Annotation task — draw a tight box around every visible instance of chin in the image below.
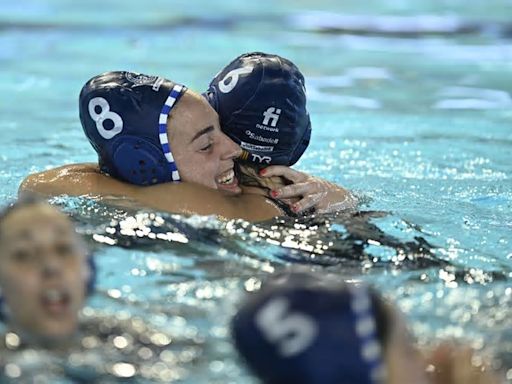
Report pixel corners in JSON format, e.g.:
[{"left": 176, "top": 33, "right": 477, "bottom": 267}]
[
  {"left": 38, "top": 319, "right": 78, "bottom": 341},
  {"left": 218, "top": 184, "right": 242, "bottom": 195},
  {"left": 228, "top": 186, "right": 242, "bottom": 195}
]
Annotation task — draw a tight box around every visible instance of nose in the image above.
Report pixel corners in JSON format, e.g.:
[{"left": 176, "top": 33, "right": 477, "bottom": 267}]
[
  {"left": 40, "top": 253, "right": 62, "bottom": 278},
  {"left": 220, "top": 132, "right": 242, "bottom": 160}
]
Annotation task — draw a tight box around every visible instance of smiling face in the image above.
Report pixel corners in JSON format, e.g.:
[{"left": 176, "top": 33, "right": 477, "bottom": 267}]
[
  {"left": 0, "top": 203, "right": 89, "bottom": 343},
  {"left": 167, "top": 90, "right": 242, "bottom": 194}
]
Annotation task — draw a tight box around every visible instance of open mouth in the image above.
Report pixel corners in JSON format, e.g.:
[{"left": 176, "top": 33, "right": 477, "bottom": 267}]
[
  {"left": 216, "top": 169, "right": 236, "bottom": 185},
  {"left": 215, "top": 168, "right": 241, "bottom": 193},
  {"left": 40, "top": 288, "right": 71, "bottom": 316}
]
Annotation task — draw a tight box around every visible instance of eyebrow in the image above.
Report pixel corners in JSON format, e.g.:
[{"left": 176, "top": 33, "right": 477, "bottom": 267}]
[{"left": 189, "top": 125, "right": 214, "bottom": 144}]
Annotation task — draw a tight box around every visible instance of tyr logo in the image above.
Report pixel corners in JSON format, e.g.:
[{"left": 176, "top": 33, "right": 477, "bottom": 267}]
[
  {"left": 262, "top": 107, "right": 281, "bottom": 127},
  {"left": 251, "top": 154, "right": 272, "bottom": 164}
]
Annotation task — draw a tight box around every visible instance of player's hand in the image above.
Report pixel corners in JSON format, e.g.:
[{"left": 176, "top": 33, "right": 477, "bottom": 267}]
[
  {"left": 426, "top": 343, "right": 501, "bottom": 384},
  {"left": 259, "top": 166, "right": 357, "bottom": 214}
]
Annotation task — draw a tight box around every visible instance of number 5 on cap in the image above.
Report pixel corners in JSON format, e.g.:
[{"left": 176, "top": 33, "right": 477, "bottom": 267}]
[{"left": 255, "top": 297, "right": 318, "bottom": 357}]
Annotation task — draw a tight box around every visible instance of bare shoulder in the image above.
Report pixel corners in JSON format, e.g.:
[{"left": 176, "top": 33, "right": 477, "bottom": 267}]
[
  {"left": 18, "top": 163, "right": 108, "bottom": 196},
  {"left": 138, "top": 182, "right": 282, "bottom": 221},
  {"left": 18, "top": 164, "right": 282, "bottom": 221}
]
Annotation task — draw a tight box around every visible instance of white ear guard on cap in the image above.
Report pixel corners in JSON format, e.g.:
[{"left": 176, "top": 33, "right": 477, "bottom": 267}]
[{"left": 158, "top": 84, "right": 186, "bottom": 182}]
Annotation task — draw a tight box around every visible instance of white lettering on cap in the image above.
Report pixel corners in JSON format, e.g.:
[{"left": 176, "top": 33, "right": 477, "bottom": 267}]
[
  {"left": 262, "top": 107, "right": 281, "bottom": 127},
  {"left": 255, "top": 297, "right": 318, "bottom": 357},
  {"left": 88, "top": 97, "right": 123, "bottom": 140},
  {"left": 251, "top": 154, "right": 272, "bottom": 164},
  {"left": 219, "top": 66, "right": 254, "bottom": 93}
]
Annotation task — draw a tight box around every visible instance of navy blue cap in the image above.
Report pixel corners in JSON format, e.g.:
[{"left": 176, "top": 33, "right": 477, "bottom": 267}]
[
  {"left": 79, "top": 71, "right": 187, "bottom": 185},
  {"left": 232, "top": 273, "right": 386, "bottom": 384},
  {"left": 204, "top": 52, "right": 311, "bottom": 166}
]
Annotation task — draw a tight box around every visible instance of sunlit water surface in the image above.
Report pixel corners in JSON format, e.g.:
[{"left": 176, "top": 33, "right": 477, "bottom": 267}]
[{"left": 0, "top": 0, "right": 511, "bottom": 382}]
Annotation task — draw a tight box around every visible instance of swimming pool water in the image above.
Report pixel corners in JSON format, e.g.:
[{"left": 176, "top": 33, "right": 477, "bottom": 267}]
[{"left": 1, "top": 0, "right": 511, "bottom": 382}]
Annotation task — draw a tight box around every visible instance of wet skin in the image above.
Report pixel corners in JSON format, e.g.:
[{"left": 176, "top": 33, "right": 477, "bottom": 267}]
[{"left": 0, "top": 203, "right": 90, "bottom": 344}]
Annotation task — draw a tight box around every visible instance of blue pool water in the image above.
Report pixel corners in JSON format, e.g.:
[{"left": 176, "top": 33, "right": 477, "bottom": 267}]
[{"left": 1, "top": 0, "right": 511, "bottom": 382}]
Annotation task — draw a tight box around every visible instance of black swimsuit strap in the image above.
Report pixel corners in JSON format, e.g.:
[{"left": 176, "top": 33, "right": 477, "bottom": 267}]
[{"left": 267, "top": 195, "right": 297, "bottom": 217}]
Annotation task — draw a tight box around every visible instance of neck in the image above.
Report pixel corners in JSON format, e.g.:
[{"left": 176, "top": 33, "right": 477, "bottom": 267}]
[
  {"left": 237, "top": 163, "right": 286, "bottom": 192},
  {"left": 6, "top": 325, "right": 78, "bottom": 352}
]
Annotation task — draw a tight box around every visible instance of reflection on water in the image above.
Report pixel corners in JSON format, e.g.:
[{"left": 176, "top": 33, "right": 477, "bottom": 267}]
[
  {"left": 289, "top": 12, "right": 485, "bottom": 35},
  {"left": 0, "top": 194, "right": 510, "bottom": 379},
  {"left": 1, "top": 0, "right": 511, "bottom": 381},
  {"left": 1, "top": 310, "right": 201, "bottom": 382},
  {"left": 434, "top": 86, "right": 512, "bottom": 109},
  {"left": 8, "top": 197, "right": 500, "bottom": 381}
]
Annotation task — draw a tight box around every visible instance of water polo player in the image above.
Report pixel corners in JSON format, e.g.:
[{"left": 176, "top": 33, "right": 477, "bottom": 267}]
[
  {"left": 80, "top": 71, "right": 242, "bottom": 192},
  {"left": 232, "top": 272, "right": 501, "bottom": 384},
  {"left": 204, "top": 52, "right": 311, "bottom": 168},
  {"left": 20, "top": 69, "right": 352, "bottom": 220},
  {"left": 0, "top": 197, "right": 95, "bottom": 346},
  {"left": 205, "top": 52, "right": 356, "bottom": 213},
  {"left": 0, "top": 198, "right": 187, "bottom": 381}
]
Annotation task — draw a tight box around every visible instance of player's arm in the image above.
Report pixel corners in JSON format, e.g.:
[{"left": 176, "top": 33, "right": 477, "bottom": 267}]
[
  {"left": 19, "top": 163, "right": 118, "bottom": 197},
  {"left": 19, "top": 164, "right": 282, "bottom": 221}
]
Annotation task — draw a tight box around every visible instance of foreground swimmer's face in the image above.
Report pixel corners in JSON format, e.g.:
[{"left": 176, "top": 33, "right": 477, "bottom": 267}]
[
  {"left": 0, "top": 204, "right": 89, "bottom": 342},
  {"left": 167, "top": 91, "right": 242, "bottom": 194}
]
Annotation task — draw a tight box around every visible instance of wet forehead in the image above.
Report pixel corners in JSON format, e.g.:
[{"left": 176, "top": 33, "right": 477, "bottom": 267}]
[
  {"left": 0, "top": 205, "right": 73, "bottom": 243},
  {"left": 167, "top": 90, "right": 219, "bottom": 142}
]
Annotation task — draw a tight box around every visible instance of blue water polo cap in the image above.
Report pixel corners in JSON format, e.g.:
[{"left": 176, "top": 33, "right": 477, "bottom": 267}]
[
  {"left": 204, "top": 52, "right": 311, "bottom": 166},
  {"left": 232, "top": 273, "right": 386, "bottom": 384},
  {"left": 79, "top": 71, "right": 187, "bottom": 185}
]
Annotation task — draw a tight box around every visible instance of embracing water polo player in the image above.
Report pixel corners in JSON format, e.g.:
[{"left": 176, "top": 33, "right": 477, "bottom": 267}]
[
  {"left": 205, "top": 52, "right": 356, "bottom": 214},
  {"left": 20, "top": 64, "right": 352, "bottom": 220}
]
